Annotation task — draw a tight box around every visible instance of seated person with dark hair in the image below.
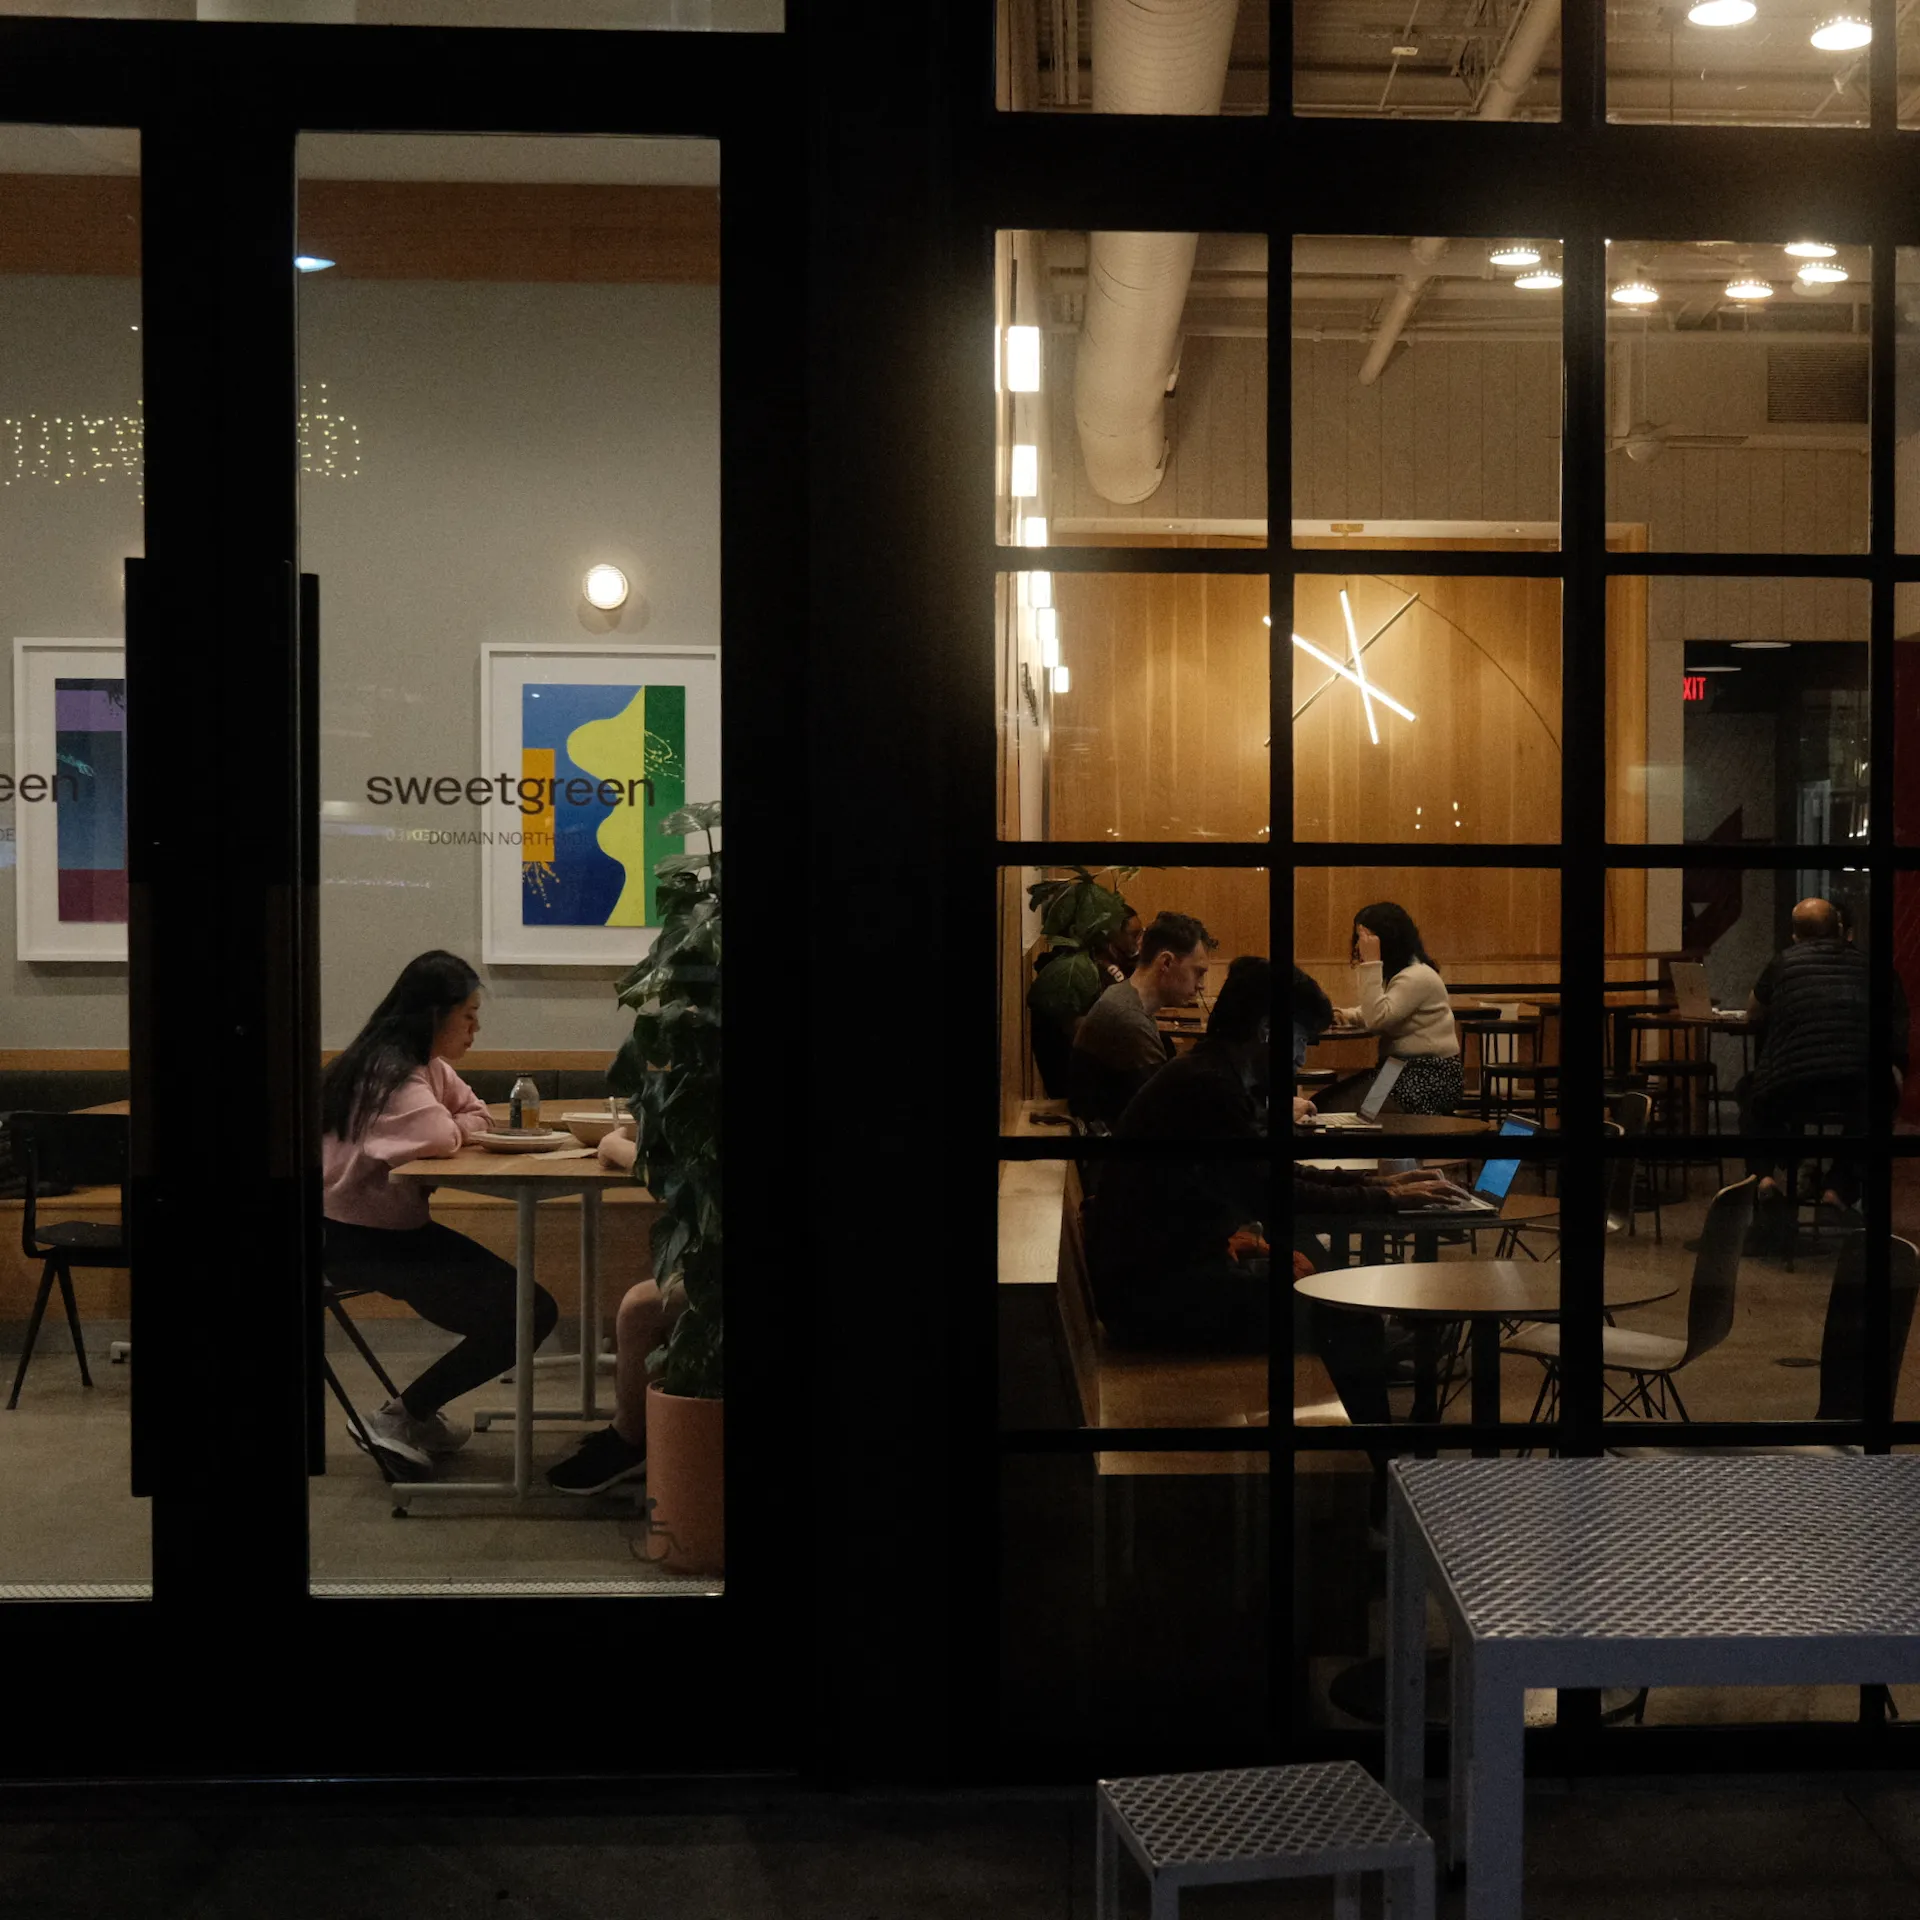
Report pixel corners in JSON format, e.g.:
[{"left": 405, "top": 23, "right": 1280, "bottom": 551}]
[
  {"left": 1068, "top": 909, "right": 1216, "bottom": 1129},
  {"left": 1084, "top": 956, "right": 1454, "bottom": 1352},
  {"left": 1739, "top": 895, "right": 1909, "bottom": 1220}
]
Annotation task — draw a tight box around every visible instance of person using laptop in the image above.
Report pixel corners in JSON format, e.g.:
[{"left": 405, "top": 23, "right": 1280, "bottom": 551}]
[
  {"left": 1330, "top": 902, "right": 1463, "bottom": 1115},
  {"left": 1085, "top": 958, "right": 1456, "bottom": 1350},
  {"left": 1068, "top": 909, "right": 1216, "bottom": 1129}
]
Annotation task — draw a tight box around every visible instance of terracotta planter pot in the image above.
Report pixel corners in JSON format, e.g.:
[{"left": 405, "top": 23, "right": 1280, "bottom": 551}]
[{"left": 646, "top": 1382, "right": 724, "bottom": 1576}]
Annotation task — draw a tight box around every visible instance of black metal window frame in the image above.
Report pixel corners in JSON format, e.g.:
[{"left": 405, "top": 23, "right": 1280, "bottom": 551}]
[
  {"left": 966, "top": 0, "right": 1920, "bottom": 1777},
  {"left": 0, "top": 11, "right": 810, "bottom": 1784}
]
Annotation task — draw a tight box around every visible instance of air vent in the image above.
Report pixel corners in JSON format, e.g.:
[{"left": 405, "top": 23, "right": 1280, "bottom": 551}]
[{"left": 1767, "top": 346, "right": 1868, "bottom": 424}]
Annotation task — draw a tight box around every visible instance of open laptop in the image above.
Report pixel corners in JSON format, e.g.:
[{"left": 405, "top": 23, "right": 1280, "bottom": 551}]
[
  {"left": 1670, "top": 959, "right": 1745, "bottom": 1022},
  {"left": 1306, "top": 1055, "right": 1406, "bottom": 1130},
  {"left": 1399, "top": 1116, "right": 1539, "bottom": 1213}
]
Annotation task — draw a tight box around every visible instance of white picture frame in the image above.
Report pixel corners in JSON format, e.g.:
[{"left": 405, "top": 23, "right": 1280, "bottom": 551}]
[
  {"left": 13, "top": 638, "right": 127, "bottom": 964},
  {"left": 478, "top": 640, "right": 720, "bottom": 967}
]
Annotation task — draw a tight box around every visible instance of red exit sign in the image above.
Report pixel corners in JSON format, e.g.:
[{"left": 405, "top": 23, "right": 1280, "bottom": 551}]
[{"left": 1683, "top": 674, "right": 1707, "bottom": 702}]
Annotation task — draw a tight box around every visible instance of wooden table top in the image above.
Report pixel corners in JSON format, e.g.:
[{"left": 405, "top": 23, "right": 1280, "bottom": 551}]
[
  {"left": 1296, "top": 1259, "right": 1675, "bottom": 1320},
  {"left": 1297, "top": 1113, "right": 1494, "bottom": 1137}
]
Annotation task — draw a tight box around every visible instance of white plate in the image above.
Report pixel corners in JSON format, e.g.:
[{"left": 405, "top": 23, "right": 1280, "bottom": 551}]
[{"left": 475, "top": 1130, "right": 574, "bottom": 1153}]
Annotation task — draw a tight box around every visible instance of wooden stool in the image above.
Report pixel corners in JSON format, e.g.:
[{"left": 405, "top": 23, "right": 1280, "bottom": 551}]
[{"left": 1096, "top": 1762, "right": 1434, "bottom": 1920}]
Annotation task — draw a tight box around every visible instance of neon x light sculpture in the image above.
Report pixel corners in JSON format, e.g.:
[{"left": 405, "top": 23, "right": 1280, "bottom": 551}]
[{"left": 1290, "top": 585, "right": 1420, "bottom": 743}]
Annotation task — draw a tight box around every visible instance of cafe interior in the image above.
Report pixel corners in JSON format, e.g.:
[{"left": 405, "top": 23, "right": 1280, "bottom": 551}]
[
  {"left": 0, "top": 125, "right": 722, "bottom": 1597},
  {"left": 993, "top": 192, "right": 1920, "bottom": 1738}
]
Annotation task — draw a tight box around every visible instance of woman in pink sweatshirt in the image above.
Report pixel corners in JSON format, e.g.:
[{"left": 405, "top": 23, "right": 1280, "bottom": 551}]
[{"left": 321, "top": 950, "right": 558, "bottom": 1473}]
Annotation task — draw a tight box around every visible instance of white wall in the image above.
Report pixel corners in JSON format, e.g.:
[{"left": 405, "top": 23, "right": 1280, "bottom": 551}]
[{"left": 0, "top": 271, "right": 719, "bottom": 1052}]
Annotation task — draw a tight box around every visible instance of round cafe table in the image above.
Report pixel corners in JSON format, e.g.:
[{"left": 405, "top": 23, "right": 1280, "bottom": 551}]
[{"left": 1295, "top": 1260, "right": 1676, "bottom": 1448}]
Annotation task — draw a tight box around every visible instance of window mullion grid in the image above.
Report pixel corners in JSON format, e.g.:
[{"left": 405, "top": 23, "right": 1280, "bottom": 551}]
[
  {"left": 1866, "top": 240, "right": 1899, "bottom": 1449},
  {"left": 1558, "top": 228, "right": 1609, "bottom": 1467},
  {"left": 1270, "top": 213, "right": 1299, "bottom": 1754}
]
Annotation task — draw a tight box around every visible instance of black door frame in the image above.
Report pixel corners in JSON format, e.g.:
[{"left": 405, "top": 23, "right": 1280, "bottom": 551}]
[{"left": 0, "top": 13, "right": 810, "bottom": 1783}]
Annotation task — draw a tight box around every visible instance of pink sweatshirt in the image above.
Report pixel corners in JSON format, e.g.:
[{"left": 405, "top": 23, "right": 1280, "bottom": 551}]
[{"left": 322, "top": 1058, "right": 493, "bottom": 1231}]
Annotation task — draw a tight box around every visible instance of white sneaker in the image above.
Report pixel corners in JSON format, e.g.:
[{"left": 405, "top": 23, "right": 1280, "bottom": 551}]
[
  {"left": 410, "top": 1408, "right": 471, "bottom": 1454},
  {"left": 354, "top": 1399, "right": 433, "bottom": 1471}
]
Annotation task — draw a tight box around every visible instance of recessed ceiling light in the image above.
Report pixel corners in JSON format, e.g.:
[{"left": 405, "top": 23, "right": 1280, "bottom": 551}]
[
  {"left": 1391, "top": 41, "right": 1420, "bottom": 56},
  {"left": 1731, "top": 639, "right": 1791, "bottom": 649},
  {"left": 1687, "top": 0, "right": 1756, "bottom": 22},
  {"left": 1810, "top": 12, "right": 1871, "bottom": 49},
  {"left": 1611, "top": 280, "right": 1660, "bottom": 305},
  {"left": 1785, "top": 240, "right": 1838, "bottom": 258},
  {"left": 1514, "top": 269, "right": 1564, "bottom": 290},
  {"left": 1489, "top": 242, "right": 1543, "bottom": 269},
  {"left": 293, "top": 255, "right": 335, "bottom": 273},
  {"left": 1725, "top": 277, "right": 1774, "bottom": 301},
  {"left": 1797, "top": 260, "right": 1849, "bottom": 284}
]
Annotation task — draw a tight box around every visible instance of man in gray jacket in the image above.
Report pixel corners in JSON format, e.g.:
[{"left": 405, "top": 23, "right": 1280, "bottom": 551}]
[{"left": 1068, "top": 910, "right": 1215, "bottom": 1128}]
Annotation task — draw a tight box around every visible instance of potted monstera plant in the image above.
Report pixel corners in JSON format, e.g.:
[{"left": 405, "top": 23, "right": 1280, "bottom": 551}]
[{"left": 609, "top": 799, "right": 722, "bottom": 1575}]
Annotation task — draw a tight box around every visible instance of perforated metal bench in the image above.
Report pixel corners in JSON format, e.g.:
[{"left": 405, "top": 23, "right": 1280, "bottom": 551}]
[{"left": 1096, "top": 1761, "right": 1435, "bottom": 1920}]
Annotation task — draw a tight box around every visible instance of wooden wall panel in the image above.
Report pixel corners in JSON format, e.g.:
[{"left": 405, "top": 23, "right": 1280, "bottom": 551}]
[
  {"left": 0, "top": 176, "right": 719, "bottom": 284},
  {"left": 1049, "top": 570, "right": 1270, "bottom": 843}
]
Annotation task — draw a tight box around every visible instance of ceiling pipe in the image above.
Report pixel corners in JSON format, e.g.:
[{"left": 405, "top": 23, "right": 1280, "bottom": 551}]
[
  {"left": 1355, "top": 0, "right": 1562, "bottom": 386},
  {"left": 1073, "top": 0, "right": 1240, "bottom": 503}
]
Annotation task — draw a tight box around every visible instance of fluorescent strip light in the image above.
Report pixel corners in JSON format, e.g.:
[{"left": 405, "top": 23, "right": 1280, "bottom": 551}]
[
  {"left": 1050, "top": 665, "right": 1070, "bottom": 694},
  {"left": 1022, "top": 516, "right": 1048, "bottom": 548},
  {"left": 1005, "top": 326, "right": 1042, "bottom": 393},
  {"left": 1339, "top": 587, "right": 1381, "bottom": 747},
  {"left": 1028, "top": 570, "right": 1052, "bottom": 609},
  {"left": 1010, "top": 443, "right": 1038, "bottom": 499},
  {"left": 1290, "top": 634, "right": 1417, "bottom": 723}
]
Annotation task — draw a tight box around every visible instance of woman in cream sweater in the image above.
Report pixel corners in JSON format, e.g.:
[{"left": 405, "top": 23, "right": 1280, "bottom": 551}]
[{"left": 1334, "top": 902, "right": 1462, "bottom": 1115}]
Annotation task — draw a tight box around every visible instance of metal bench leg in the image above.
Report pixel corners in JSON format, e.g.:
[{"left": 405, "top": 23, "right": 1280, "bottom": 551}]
[
  {"left": 1462, "top": 1662, "right": 1526, "bottom": 1920},
  {"left": 1334, "top": 1871, "right": 1361, "bottom": 1920},
  {"left": 1094, "top": 1804, "right": 1120, "bottom": 1920},
  {"left": 1387, "top": 1848, "right": 1436, "bottom": 1920}
]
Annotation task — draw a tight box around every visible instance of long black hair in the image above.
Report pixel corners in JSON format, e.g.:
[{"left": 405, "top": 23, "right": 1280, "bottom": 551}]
[
  {"left": 321, "top": 950, "right": 482, "bottom": 1143},
  {"left": 1353, "top": 902, "right": 1435, "bottom": 983}
]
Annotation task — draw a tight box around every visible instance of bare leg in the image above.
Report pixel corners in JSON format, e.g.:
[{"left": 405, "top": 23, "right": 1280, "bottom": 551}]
[{"left": 611, "top": 1279, "right": 669, "bottom": 1447}]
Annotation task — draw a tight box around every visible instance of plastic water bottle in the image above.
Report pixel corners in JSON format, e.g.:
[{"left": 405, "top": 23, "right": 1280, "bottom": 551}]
[{"left": 508, "top": 1075, "right": 541, "bottom": 1132}]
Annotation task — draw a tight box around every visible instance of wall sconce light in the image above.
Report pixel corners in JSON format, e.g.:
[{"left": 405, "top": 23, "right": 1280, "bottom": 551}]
[
  {"left": 1010, "top": 443, "right": 1039, "bottom": 499},
  {"left": 1028, "top": 570, "right": 1053, "bottom": 609},
  {"left": 1022, "top": 516, "right": 1049, "bottom": 548},
  {"left": 583, "top": 564, "right": 630, "bottom": 611},
  {"left": 294, "top": 255, "right": 335, "bottom": 273},
  {"left": 1037, "top": 606, "right": 1060, "bottom": 668},
  {"left": 1050, "top": 664, "right": 1070, "bottom": 695}
]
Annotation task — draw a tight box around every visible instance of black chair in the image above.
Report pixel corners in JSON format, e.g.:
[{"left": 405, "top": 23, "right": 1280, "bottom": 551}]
[
  {"left": 319, "top": 1277, "right": 427, "bottom": 1485},
  {"left": 6, "top": 1112, "right": 128, "bottom": 1410}
]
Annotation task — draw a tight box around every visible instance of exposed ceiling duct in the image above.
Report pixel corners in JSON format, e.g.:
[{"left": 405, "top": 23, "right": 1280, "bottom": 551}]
[
  {"left": 1073, "top": 0, "right": 1240, "bottom": 503},
  {"left": 1356, "top": 0, "right": 1561, "bottom": 386}
]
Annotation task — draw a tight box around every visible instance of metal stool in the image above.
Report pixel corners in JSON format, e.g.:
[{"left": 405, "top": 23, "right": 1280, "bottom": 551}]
[{"left": 1096, "top": 1762, "right": 1434, "bottom": 1920}]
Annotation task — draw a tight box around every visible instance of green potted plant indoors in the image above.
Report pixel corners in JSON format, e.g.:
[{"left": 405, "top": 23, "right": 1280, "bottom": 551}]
[
  {"left": 609, "top": 799, "right": 723, "bottom": 1575},
  {"left": 1025, "top": 865, "right": 1139, "bottom": 1098}
]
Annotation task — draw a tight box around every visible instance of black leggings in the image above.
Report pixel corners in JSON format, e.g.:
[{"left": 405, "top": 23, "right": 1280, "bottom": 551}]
[{"left": 324, "top": 1220, "right": 559, "bottom": 1418}]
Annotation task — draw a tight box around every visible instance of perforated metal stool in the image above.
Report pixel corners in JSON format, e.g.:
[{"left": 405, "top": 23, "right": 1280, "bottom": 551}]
[{"left": 1096, "top": 1761, "right": 1434, "bottom": 1920}]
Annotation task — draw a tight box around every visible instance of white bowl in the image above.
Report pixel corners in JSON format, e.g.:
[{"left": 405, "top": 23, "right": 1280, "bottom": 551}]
[{"left": 562, "top": 1111, "right": 621, "bottom": 1146}]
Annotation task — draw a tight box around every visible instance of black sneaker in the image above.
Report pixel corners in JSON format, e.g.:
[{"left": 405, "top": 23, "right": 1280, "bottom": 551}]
[{"left": 546, "top": 1425, "right": 647, "bottom": 1496}]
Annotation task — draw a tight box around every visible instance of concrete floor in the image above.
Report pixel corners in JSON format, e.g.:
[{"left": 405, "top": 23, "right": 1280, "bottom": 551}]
[
  {"left": 5, "top": 1777, "right": 1920, "bottom": 1919},
  {"left": 0, "top": 1317, "right": 712, "bottom": 1594}
]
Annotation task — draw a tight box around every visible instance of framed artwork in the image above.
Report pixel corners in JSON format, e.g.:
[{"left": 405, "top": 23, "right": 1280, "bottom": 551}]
[
  {"left": 479, "top": 641, "right": 720, "bottom": 966},
  {"left": 13, "top": 639, "right": 127, "bottom": 963}
]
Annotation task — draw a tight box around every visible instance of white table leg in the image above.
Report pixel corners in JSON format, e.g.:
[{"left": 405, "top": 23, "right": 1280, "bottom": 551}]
[
  {"left": 1094, "top": 1804, "right": 1118, "bottom": 1920},
  {"left": 514, "top": 1189, "right": 537, "bottom": 1498},
  {"left": 1449, "top": 1631, "right": 1473, "bottom": 1871},
  {"left": 1462, "top": 1658, "right": 1525, "bottom": 1920},
  {"left": 579, "top": 1188, "right": 602, "bottom": 1422},
  {"left": 1386, "top": 1492, "right": 1426, "bottom": 1820}
]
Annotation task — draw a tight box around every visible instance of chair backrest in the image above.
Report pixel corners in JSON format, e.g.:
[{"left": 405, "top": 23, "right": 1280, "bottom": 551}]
[
  {"left": 1678, "top": 1174, "right": 1758, "bottom": 1366},
  {"left": 1597, "top": 1121, "right": 1634, "bottom": 1230},
  {"left": 1612, "top": 1088, "right": 1652, "bottom": 1137},
  {"left": 8, "top": 1112, "right": 129, "bottom": 1256},
  {"left": 1813, "top": 1235, "right": 1920, "bottom": 1422}
]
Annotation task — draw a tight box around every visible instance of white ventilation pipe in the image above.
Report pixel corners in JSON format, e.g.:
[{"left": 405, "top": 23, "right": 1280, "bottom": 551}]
[
  {"left": 1074, "top": 0, "right": 1240, "bottom": 503},
  {"left": 1356, "top": 0, "right": 1561, "bottom": 386}
]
